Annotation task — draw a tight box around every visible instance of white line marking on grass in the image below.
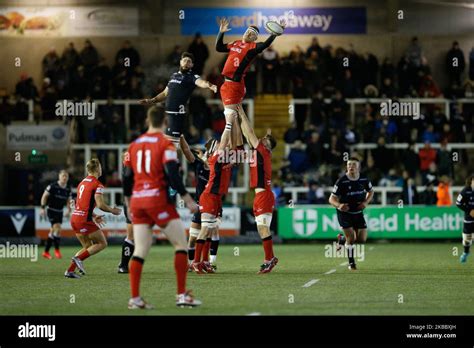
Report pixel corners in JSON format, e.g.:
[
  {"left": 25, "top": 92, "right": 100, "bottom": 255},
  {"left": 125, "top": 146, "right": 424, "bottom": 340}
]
[
  {"left": 324, "top": 269, "right": 337, "bottom": 275},
  {"left": 302, "top": 279, "right": 320, "bottom": 288},
  {"left": 247, "top": 312, "right": 261, "bottom": 316},
  {"left": 339, "top": 262, "right": 348, "bottom": 266}
]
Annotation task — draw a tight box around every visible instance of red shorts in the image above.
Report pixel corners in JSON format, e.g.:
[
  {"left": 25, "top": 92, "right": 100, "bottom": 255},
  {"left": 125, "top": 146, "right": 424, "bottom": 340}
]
[
  {"left": 220, "top": 80, "right": 246, "bottom": 105},
  {"left": 253, "top": 189, "right": 275, "bottom": 217},
  {"left": 70, "top": 218, "right": 99, "bottom": 235},
  {"left": 130, "top": 201, "right": 180, "bottom": 227},
  {"left": 199, "top": 192, "right": 222, "bottom": 216}
]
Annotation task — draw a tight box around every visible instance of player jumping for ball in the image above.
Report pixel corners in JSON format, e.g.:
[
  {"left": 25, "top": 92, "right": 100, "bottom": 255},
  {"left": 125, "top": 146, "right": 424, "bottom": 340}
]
[
  {"left": 124, "top": 106, "right": 201, "bottom": 308},
  {"left": 329, "top": 158, "right": 374, "bottom": 270},
  {"left": 215, "top": 18, "right": 285, "bottom": 147},
  {"left": 180, "top": 135, "right": 222, "bottom": 272},
  {"left": 40, "top": 170, "right": 72, "bottom": 260},
  {"left": 238, "top": 106, "right": 279, "bottom": 274},
  {"left": 66, "top": 159, "right": 122, "bottom": 278},
  {"left": 455, "top": 174, "right": 474, "bottom": 263},
  {"left": 139, "top": 52, "right": 217, "bottom": 148}
]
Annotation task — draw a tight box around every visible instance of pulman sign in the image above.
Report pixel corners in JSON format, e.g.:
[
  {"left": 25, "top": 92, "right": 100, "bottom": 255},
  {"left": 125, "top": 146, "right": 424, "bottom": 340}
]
[
  {"left": 7, "top": 125, "right": 69, "bottom": 150},
  {"left": 278, "top": 206, "right": 464, "bottom": 239},
  {"left": 181, "top": 7, "right": 367, "bottom": 35}
]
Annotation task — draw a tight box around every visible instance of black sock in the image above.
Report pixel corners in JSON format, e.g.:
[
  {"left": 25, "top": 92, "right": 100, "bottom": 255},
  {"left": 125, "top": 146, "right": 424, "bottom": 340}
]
[
  {"left": 120, "top": 239, "right": 135, "bottom": 268},
  {"left": 53, "top": 236, "right": 60, "bottom": 250},
  {"left": 464, "top": 245, "right": 471, "bottom": 254},
  {"left": 347, "top": 245, "right": 355, "bottom": 265},
  {"left": 188, "top": 248, "right": 195, "bottom": 261},
  {"left": 44, "top": 237, "right": 53, "bottom": 253},
  {"left": 210, "top": 239, "right": 220, "bottom": 256}
]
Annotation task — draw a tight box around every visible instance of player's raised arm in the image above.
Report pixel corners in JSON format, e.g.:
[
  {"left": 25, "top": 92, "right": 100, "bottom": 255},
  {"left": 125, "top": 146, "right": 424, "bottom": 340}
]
[
  {"left": 238, "top": 105, "right": 259, "bottom": 148},
  {"left": 195, "top": 78, "right": 217, "bottom": 93},
  {"left": 138, "top": 87, "right": 169, "bottom": 105},
  {"left": 216, "top": 18, "right": 231, "bottom": 52},
  {"left": 180, "top": 135, "right": 196, "bottom": 163},
  {"left": 217, "top": 112, "right": 236, "bottom": 151},
  {"left": 256, "top": 19, "right": 286, "bottom": 53}
]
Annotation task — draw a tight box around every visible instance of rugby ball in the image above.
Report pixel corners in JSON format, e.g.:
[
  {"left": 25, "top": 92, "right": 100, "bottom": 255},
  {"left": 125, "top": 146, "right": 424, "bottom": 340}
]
[{"left": 265, "top": 21, "right": 284, "bottom": 36}]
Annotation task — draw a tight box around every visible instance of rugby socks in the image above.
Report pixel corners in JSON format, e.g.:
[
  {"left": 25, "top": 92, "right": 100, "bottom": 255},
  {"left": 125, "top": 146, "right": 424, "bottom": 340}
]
[
  {"left": 53, "top": 236, "right": 61, "bottom": 251},
  {"left": 44, "top": 235, "right": 54, "bottom": 253},
  {"left": 262, "top": 236, "right": 274, "bottom": 261},
  {"left": 188, "top": 248, "right": 195, "bottom": 264},
  {"left": 175, "top": 251, "right": 188, "bottom": 294},
  {"left": 346, "top": 244, "right": 355, "bottom": 265},
  {"left": 194, "top": 239, "right": 205, "bottom": 262},
  {"left": 202, "top": 238, "right": 212, "bottom": 262},
  {"left": 210, "top": 239, "right": 220, "bottom": 264},
  {"left": 464, "top": 244, "right": 471, "bottom": 254},
  {"left": 129, "top": 256, "right": 144, "bottom": 298},
  {"left": 67, "top": 249, "right": 90, "bottom": 272},
  {"left": 120, "top": 238, "right": 135, "bottom": 268}
]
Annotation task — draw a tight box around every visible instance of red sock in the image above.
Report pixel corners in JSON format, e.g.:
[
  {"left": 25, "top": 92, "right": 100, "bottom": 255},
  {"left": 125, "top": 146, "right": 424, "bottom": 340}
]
[
  {"left": 129, "top": 257, "right": 144, "bottom": 298},
  {"left": 262, "top": 237, "right": 274, "bottom": 261},
  {"left": 194, "top": 240, "right": 205, "bottom": 262},
  {"left": 174, "top": 251, "right": 187, "bottom": 294},
  {"left": 202, "top": 239, "right": 211, "bottom": 262},
  {"left": 67, "top": 262, "right": 76, "bottom": 272},
  {"left": 77, "top": 249, "right": 90, "bottom": 261}
]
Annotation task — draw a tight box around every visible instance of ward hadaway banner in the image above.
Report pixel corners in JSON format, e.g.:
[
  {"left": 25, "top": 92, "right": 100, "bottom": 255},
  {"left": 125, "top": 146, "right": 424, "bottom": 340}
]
[
  {"left": 278, "top": 206, "right": 464, "bottom": 239},
  {"left": 181, "top": 7, "right": 366, "bottom": 35}
]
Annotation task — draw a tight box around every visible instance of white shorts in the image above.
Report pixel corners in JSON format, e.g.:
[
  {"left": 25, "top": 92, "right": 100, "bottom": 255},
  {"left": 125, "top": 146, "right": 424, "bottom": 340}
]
[{"left": 255, "top": 213, "right": 272, "bottom": 227}]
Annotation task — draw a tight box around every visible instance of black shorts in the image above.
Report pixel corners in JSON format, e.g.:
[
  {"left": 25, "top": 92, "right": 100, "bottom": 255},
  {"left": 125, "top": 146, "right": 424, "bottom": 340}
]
[
  {"left": 192, "top": 207, "right": 223, "bottom": 225},
  {"left": 124, "top": 200, "right": 132, "bottom": 224},
  {"left": 337, "top": 210, "right": 367, "bottom": 229},
  {"left": 165, "top": 112, "right": 186, "bottom": 140},
  {"left": 47, "top": 209, "right": 63, "bottom": 226},
  {"left": 463, "top": 222, "right": 474, "bottom": 234}
]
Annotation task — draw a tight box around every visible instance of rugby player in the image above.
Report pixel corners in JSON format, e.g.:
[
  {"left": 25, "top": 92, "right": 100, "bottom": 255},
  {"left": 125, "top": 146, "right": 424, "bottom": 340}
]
[
  {"left": 40, "top": 170, "right": 72, "bottom": 260},
  {"left": 455, "top": 174, "right": 474, "bottom": 263},
  {"left": 190, "top": 111, "right": 237, "bottom": 274},
  {"left": 138, "top": 52, "right": 217, "bottom": 148},
  {"left": 215, "top": 18, "right": 285, "bottom": 147},
  {"left": 65, "top": 159, "right": 122, "bottom": 278},
  {"left": 238, "top": 105, "right": 279, "bottom": 274},
  {"left": 118, "top": 152, "right": 135, "bottom": 274},
  {"left": 329, "top": 158, "right": 374, "bottom": 270},
  {"left": 123, "top": 106, "right": 201, "bottom": 309},
  {"left": 180, "top": 135, "right": 221, "bottom": 272}
]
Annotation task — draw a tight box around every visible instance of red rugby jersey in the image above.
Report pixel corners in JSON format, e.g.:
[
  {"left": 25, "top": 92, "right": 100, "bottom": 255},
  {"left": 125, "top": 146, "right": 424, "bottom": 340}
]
[
  {"left": 72, "top": 176, "right": 104, "bottom": 222},
  {"left": 124, "top": 132, "right": 178, "bottom": 208},
  {"left": 250, "top": 141, "right": 272, "bottom": 190},
  {"left": 204, "top": 152, "right": 232, "bottom": 195},
  {"left": 221, "top": 40, "right": 257, "bottom": 82}
]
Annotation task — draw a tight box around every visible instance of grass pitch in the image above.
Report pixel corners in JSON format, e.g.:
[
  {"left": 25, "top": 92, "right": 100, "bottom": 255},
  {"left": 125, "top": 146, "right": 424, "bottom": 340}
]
[{"left": 0, "top": 243, "right": 472, "bottom": 315}]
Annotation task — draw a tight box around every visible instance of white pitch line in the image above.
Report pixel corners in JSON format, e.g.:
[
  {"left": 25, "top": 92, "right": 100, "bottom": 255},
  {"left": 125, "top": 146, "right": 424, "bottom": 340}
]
[
  {"left": 339, "top": 262, "right": 348, "bottom": 266},
  {"left": 324, "top": 269, "right": 337, "bottom": 275},
  {"left": 302, "top": 279, "right": 320, "bottom": 288},
  {"left": 247, "top": 312, "right": 261, "bottom": 316}
]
